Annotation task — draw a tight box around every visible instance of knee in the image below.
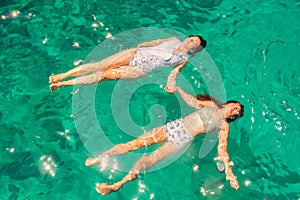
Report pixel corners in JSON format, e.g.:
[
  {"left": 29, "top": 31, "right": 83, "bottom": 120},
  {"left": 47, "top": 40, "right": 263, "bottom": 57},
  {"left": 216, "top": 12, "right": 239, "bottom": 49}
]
[
  {"left": 124, "top": 141, "right": 140, "bottom": 151},
  {"left": 80, "top": 72, "right": 102, "bottom": 84},
  {"left": 95, "top": 72, "right": 103, "bottom": 82},
  {"left": 101, "top": 70, "right": 115, "bottom": 80},
  {"left": 127, "top": 170, "right": 139, "bottom": 181},
  {"left": 137, "top": 155, "right": 153, "bottom": 170}
]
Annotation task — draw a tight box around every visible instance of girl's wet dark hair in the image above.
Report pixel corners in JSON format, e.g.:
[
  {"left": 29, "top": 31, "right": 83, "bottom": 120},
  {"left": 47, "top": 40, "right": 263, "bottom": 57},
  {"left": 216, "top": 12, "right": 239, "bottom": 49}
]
[
  {"left": 196, "top": 94, "right": 223, "bottom": 108},
  {"left": 188, "top": 35, "right": 207, "bottom": 50},
  {"left": 196, "top": 94, "right": 244, "bottom": 123}
]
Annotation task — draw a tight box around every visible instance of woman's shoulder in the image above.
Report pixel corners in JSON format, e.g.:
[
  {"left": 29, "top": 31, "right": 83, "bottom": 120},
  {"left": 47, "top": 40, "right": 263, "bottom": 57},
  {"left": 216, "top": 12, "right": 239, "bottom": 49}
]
[
  {"left": 197, "top": 103, "right": 218, "bottom": 110},
  {"left": 168, "top": 37, "right": 180, "bottom": 41}
]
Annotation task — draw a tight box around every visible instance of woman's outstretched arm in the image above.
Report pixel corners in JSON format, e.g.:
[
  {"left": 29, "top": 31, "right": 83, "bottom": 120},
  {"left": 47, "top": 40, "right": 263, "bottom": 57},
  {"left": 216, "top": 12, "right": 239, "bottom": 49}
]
[
  {"left": 172, "top": 86, "right": 217, "bottom": 109},
  {"left": 174, "top": 87, "right": 200, "bottom": 109},
  {"left": 164, "top": 59, "right": 188, "bottom": 93},
  {"left": 217, "top": 122, "right": 239, "bottom": 190},
  {"left": 137, "top": 37, "right": 178, "bottom": 48},
  {"left": 165, "top": 65, "right": 216, "bottom": 109}
]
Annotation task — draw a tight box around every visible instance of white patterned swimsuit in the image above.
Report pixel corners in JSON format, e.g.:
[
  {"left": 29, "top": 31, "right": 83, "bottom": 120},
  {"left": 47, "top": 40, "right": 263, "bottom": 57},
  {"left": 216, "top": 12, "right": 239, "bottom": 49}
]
[
  {"left": 129, "top": 39, "right": 188, "bottom": 73},
  {"left": 165, "top": 118, "right": 193, "bottom": 149}
]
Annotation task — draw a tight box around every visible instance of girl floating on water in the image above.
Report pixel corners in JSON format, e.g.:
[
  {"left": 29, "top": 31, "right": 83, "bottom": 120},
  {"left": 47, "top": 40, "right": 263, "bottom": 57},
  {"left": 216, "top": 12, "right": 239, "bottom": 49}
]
[
  {"left": 85, "top": 66, "right": 244, "bottom": 195},
  {"left": 49, "top": 35, "right": 206, "bottom": 91}
]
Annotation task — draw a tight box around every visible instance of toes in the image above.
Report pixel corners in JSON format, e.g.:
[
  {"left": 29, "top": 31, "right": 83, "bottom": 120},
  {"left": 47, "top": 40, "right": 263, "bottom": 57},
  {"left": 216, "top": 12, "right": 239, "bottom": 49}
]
[
  {"left": 95, "top": 183, "right": 103, "bottom": 194},
  {"left": 85, "top": 158, "right": 100, "bottom": 166},
  {"left": 49, "top": 75, "right": 57, "bottom": 84},
  {"left": 50, "top": 84, "right": 58, "bottom": 92},
  {"left": 96, "top": 183, "right": 111, "bottom": 195},
  {"left": 49, "top": 74, "right": 61, "bottom": 84},
  {"left": 85, "top": 158, "right": 95, "bottom": 166}
]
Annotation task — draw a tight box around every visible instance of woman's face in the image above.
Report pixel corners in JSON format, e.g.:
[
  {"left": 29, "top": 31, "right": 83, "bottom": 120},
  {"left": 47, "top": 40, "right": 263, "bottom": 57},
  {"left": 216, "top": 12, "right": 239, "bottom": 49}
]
[
  {"left": 182, "top": 36, "right": 201, "bottom": 53},
  {"left": 224, "top": 103, "right": 242, "bottom": 118}
]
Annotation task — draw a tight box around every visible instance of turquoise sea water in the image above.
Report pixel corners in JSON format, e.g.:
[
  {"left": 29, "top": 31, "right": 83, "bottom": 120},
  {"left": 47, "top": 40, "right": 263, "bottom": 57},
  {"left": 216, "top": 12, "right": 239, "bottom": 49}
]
[{"left": 1, "top": 0, "right": 300, "bottom": 199}]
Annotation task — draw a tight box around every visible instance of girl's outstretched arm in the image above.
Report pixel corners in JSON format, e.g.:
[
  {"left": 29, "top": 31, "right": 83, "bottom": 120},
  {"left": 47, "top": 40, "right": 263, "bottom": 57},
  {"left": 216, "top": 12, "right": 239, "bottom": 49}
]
[
  {"left": 174, "top": 86, "right": 217, "bottom": 109},
  {"left": 137, "top": 37, "right": 178, "bottom": 48},
  {"left": 175, "top": 87, "right": 200, "bottom": 109},
  {"left": 164, "top": 59, "right": 188, "bottom": 94},
  {"left": 217, "top": 122, "right": 239, "bottom": 190}
]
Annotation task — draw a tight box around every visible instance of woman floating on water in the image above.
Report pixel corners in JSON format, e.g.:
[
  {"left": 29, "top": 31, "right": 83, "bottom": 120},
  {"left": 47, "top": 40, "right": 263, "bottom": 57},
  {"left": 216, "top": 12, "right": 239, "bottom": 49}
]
[
  {"left": 49, "top": 35, "right": 206, "bottom": 91},
  {"left": 85, "top": 66, "right": 244, "bottom": 195}
]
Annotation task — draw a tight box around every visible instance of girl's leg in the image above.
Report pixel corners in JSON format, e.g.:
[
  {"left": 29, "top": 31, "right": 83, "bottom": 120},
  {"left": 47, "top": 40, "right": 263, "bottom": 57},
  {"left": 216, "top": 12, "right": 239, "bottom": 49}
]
[
  {"left": 49, "top": 62, "right": 103, "bottom": 84},
  {"left": 101, "top": 65, "right": 147, "bottom": 80},
  {"left": 50, "top": 71, "right": 103, "bottom": 91},
  {"left": 85, "top": 126, "right": 167, "bottom": 166},
  {"left": 49, "top": 48, "right": 137, "bottom": 83},
  {"left": 50, "top": 65, "right": 147, "bottom": 91},
  {"left": 96, "top": 142, "right": 178, "bottom": 195}
]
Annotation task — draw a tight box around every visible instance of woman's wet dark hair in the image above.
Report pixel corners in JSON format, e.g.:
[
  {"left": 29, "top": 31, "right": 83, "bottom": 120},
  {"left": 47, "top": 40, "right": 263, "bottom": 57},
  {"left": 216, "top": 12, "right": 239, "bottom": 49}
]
[
  {"left": 196, "top": 94, "right": 244, "bottom": 123},
  {"left": 196, "top": 94, "right": 222, "bottom": 108},
  {"left": 223, "top": 100, "right": 244, "bottom": 123},
  {"left": 188, "top": 35, "right": 207, "bottom": 50}
]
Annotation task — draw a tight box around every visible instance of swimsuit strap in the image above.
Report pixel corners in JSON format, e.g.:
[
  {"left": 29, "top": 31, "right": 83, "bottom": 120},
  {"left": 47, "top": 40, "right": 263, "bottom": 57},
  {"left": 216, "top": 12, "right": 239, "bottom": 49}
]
[{"left": 198, "top": 107, "right": 223, "bottom": 133}]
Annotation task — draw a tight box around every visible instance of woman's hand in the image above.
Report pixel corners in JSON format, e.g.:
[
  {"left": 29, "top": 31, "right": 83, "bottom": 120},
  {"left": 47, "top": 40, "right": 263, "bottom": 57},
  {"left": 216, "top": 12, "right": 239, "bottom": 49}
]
[
  {"left": 225, "top": 167, "right": 240, "bottom": 190},
  {"left": 174, "top": 59, "right": 188, "bottom": 72},
  {"left": 165, "top": 67, "right": 180, "bottom": 94},
  {"left": 164, "top": 86, "right": 177, "bottom": 94}
]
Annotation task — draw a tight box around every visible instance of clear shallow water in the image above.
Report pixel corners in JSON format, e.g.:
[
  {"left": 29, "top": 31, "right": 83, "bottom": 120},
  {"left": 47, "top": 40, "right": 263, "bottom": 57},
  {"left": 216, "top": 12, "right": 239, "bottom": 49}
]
[{"left": 1, "top": 0, "right": 300, "bottom": 199}]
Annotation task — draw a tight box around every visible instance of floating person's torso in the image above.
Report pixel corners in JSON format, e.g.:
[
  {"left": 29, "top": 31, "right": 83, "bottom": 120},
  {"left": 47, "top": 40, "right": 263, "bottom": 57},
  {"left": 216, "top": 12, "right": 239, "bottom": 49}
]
[
  {"left": 181, "top": 106, "right": 224, "bottom": 137},
  {"left": 130, "top": 39, "right": 188, "bottom": 72},
  {"left": 197, "top": 107, "right": 224, "bottom": 133}
]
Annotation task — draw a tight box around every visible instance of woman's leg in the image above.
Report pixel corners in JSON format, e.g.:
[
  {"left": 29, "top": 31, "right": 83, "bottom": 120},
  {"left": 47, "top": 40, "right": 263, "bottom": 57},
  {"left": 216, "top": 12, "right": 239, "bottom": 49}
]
[
  {"left": 49, "top": 62, "right": 103, "bottom": 84},
  {"left": 85, "top": 126, "right": 167, "bottom": 166},
  {"left": 49, "top": 48, "right": 137, "bottom": 83},
  {"left": 96, "top": 142, "right": 178, "bottom": 195},
  {"left": 50, "top": 65, "right": 147, "bottom": 91},
  {"left": 101, "top": 65, "right": 147, "bottom": 80},
  {"left": 50, "top": 71, "right": 103, "bottom": 91}
]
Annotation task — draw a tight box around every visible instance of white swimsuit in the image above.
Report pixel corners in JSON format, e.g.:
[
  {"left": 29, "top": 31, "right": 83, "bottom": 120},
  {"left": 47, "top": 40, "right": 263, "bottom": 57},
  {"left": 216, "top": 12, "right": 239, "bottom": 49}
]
[
  {"left": 130, "top": 39, "right": 188, "bottom": 73},
  {"left": 165, "top": 118, "right": 193, "bottom": 149}
]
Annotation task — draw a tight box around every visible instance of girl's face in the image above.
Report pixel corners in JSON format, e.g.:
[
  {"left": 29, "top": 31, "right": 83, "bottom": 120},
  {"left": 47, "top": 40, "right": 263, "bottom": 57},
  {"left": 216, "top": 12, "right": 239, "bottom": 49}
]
[
  {"left": 224, "top": 103, "right": 242, "bottom": 118},
  {"left": 181, "top": 36, "right": 201, "bottom": 53}
]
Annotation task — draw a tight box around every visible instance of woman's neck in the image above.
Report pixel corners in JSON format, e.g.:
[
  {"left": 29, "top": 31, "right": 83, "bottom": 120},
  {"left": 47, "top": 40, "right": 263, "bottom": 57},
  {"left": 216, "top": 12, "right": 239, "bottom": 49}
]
[
  {"left": 213, "top": 107, "right": 226, "bottom": 121},
  {"left": 174, "top": 46, "right": 187, "bottom": 53}
]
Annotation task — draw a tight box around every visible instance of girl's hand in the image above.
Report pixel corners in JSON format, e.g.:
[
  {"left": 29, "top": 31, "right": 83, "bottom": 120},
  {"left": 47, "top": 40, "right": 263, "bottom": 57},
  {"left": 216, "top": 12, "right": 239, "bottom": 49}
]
[
  {"left": 225, "top": 168, "right": 240, "bottom": 190},
  {"left": 164, "top": 86, "right": 177, "bottom": 94},
  {"left": 174, "top": 59, "right": 188, "bottom": 72}
]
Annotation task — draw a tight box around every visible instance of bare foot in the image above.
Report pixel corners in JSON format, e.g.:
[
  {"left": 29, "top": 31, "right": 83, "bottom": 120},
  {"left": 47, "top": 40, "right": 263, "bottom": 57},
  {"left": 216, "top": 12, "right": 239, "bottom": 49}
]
[
  {"left": 49, "top": 73, "right": 64, "bottom": 83},
  {"left": 85, "top": 157, "right": 101, "bottom": 166},
  {"left": 96, "top": 183, "right": 120, "bottom": 195},
  {"left": 50, "top": 83, "right": 60, "bottom": 92},
  {"left": 86, "top": 155, "right": 109, "bottom": 167}
]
